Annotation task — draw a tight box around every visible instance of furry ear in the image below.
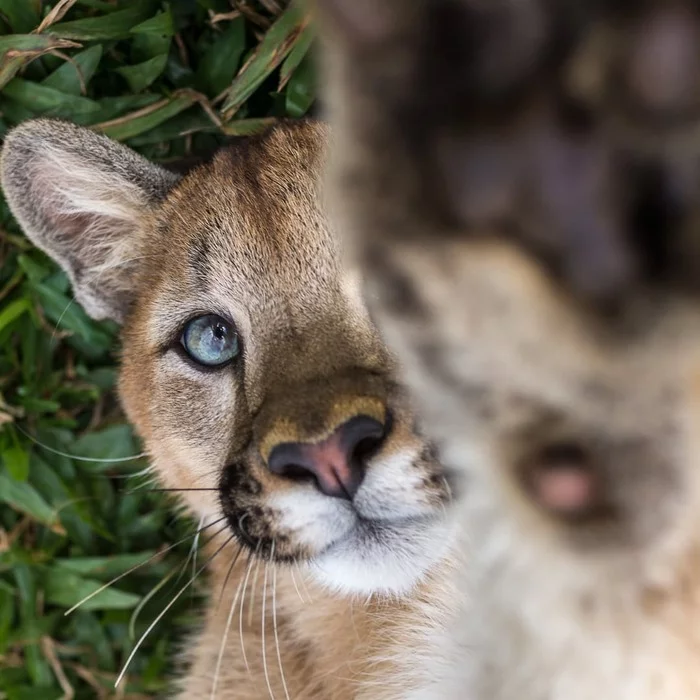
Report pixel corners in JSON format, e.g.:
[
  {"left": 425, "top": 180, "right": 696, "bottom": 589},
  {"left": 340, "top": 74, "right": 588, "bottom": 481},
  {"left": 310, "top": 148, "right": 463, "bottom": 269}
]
[{"left": 1, "top": 119, "right": 180, "bottom": 323}]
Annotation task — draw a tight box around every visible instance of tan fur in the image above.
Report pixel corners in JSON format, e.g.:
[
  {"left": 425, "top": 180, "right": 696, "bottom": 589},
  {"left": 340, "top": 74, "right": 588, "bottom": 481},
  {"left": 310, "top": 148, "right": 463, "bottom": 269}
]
[
  {"left": 259, "top": 396, "right": 386, "bottom": 463},
  {"left": 176, "top": 532, "right": 457, "bottom": 700},
  {"left": 317, "top": 0, "right": 700, "bottom": 697},
  {"left": 1, "top": 118, "right": 456, "bottom": 698}
]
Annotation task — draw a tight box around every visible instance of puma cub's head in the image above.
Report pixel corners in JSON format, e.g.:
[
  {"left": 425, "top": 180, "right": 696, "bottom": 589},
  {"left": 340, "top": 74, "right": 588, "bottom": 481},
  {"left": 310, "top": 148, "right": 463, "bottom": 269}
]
[
  {"left": 1, "top": 118, "right": 452, "bottom": 596},
  {"left": 319, "top": 0, "right": 700, "bottom": 593}
]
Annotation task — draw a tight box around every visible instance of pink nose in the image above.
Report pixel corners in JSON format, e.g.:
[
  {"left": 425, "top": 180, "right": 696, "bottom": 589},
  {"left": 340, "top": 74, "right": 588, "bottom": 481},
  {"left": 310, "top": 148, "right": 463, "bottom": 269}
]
[{"left": 266, "top": 416, "right": 386, "bottom": 499}]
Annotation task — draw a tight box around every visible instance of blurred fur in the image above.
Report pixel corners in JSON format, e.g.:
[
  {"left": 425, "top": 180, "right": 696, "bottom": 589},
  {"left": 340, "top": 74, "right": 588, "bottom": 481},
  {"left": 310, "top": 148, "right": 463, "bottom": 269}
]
[{"left": 318, "top": 0, "right": 700, "bottom": 697}]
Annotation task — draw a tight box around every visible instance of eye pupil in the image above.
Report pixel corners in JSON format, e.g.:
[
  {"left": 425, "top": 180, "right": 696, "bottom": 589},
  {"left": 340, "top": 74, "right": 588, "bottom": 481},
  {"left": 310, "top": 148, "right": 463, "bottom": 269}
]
[{"left": 181, "top": 314, "right": 240, "bottom": 368}]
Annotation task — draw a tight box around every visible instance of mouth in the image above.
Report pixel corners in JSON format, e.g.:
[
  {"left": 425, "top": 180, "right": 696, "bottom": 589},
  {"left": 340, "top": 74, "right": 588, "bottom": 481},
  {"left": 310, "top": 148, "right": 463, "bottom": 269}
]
[
  {"left": 218, "top": 435, "right": 453, "bottom": 589},
  {"left": 320, "top": 510, "right": 436, "bottom": 551},
  {"left": 309, "top": 510, "right": 454, "bottom": 596}
]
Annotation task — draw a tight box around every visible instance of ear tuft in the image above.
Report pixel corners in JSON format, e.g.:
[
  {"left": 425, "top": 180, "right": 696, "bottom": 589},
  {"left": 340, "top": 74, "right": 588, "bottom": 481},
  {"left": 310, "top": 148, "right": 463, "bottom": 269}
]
[{"left": 1, "top": 119, "right": 179, "bottom": 323}]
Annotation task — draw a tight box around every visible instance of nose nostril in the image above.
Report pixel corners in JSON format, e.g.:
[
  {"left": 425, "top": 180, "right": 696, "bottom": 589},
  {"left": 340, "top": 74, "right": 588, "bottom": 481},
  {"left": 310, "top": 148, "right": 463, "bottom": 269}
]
[
  {"left": 350, "top": 423, "right": 386, "bottom": 464},
  {"left": 267, "top": 444, "right": 304, "bottom": 477},
  {"left": 352, "top": 435, "right": 383, "bottom": 463},
  {"left": 518, "top": 441, "right": 602, "bottom": 520},
  {"left": 265, "top": 414, "right": 387, "bottom": 500},
  {"left": 343, "top": 414, "right": 385, "bottom": 445},
  {"left": 279, "top": 462, "right": 318, "bottom": 484}
]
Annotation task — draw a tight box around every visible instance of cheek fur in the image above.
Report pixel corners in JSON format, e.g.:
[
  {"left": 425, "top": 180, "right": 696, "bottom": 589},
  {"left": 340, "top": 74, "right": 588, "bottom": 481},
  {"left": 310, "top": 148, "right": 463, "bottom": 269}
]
[{"left": 151, "top": 354, "right": 243, "bottom": 462}]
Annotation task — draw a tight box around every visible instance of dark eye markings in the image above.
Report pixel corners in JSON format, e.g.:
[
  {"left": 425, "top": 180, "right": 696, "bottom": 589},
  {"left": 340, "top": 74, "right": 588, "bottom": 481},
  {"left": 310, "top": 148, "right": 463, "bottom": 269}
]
[{"left": 179, "top": 314, "right": 241, "bottom": 368}]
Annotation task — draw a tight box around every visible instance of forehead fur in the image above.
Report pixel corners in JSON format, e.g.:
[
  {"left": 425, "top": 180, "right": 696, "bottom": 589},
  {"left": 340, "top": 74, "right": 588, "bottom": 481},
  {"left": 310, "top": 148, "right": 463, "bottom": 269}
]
[
  {"left": 124, "top": 119, "right": 382, "bottom": 402},
  {"left": 133, "top": 120, "right": 358, "bottom": 332},
  {"left": 150, "top": 119, "right": 332, "bottom": 296}
]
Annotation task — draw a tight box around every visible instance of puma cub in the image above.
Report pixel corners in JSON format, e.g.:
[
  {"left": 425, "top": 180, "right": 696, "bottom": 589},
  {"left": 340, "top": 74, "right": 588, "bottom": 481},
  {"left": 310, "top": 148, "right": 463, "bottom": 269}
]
[
  {"left": 319, "top": 0, "right": 700, "bottom": 698},
  {"left": 1, "top": 118, "right": 456, "bottom": 699}
]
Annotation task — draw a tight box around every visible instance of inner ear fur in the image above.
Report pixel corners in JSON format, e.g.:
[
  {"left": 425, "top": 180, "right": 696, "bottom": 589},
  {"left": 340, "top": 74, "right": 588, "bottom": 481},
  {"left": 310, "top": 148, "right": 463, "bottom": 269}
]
[{"left": 0, "top": 118, "right": 180, "bottom": 323}]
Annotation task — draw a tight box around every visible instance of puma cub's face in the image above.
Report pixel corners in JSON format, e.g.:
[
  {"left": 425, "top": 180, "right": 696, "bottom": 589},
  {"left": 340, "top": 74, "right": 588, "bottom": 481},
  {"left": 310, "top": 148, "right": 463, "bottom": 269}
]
[
  {"left": 320, "top": 0, "right": 700, "bottom": 590},
  {"left": 1, "top": 118, "right": 451, "bottom": 597}
]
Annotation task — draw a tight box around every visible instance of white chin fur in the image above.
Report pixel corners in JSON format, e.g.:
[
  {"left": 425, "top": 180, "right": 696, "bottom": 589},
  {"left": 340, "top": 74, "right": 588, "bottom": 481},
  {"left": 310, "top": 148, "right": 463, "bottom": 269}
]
[{"left": 309, "top": 515, "right": 455, "bottom": 597}]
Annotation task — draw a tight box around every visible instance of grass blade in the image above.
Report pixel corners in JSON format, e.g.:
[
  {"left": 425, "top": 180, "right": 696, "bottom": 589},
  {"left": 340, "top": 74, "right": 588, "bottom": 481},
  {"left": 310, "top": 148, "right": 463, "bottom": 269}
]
[{"left": 220, "top": 4, "right": 312, "bottom": 121}]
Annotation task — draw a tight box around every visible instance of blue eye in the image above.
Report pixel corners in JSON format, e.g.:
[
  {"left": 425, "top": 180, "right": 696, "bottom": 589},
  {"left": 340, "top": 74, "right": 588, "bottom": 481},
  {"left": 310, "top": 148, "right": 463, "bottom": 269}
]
[{"left": 181, "top": 315, "right": 240, "bottom": 367}]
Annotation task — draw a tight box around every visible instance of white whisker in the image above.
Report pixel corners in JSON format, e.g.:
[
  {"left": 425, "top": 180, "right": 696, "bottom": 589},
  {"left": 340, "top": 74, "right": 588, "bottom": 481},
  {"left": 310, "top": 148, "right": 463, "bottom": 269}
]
[
  {"left": 112, "top": 464, "right": 153, "bottom": 480},
  {"left": 49, "top": 297, "right": 76, "bottom": 346},
  {"left": 175, "top": 514, "right": 206, "bottom": 588},
  {"left": 210, "top": 559, "right": 247, "bottom": 700},
  {"left": 216, "top": 544, "right": 244, "bottom": 612},
  {"left": 239, "top": 545, "right": 259, "bottom": 673},
  {"left": 261, "top": 554, "right": 275, "bottom": 700},
  {"left": 16, "top": 424, "right": 147, "bottom": 464},
  {"left": 272, "top": 547, "right": 291, "bottom": 700},
  {"left": 49, "top": 256, "right": 152, "bottom": 349},
  {"left": 128, "top": 563, "right": 181, "bottom": 640},
  {"left": 288, "top": 565, "right": 306, "bottom": 605},
  {"left": 65, "top": 518, "right": 227, "bottom": 616},
  {"left": 48, "top": 254, "right": 156, "bottom": 358},
  {"left": 190, "top": 514, "right": 204, "bottom": 593},
  {"left": 442, "top": 475, "right": 453, "bottom": 503},
  {"left": 295, "top": 560, "right": 313, "bottom": 603},
  {"left": 115, "top": 534, "right": 233, "bottom": 688},
  {"left": 248, "top": 555, "right": 262, "bottom": 626}
]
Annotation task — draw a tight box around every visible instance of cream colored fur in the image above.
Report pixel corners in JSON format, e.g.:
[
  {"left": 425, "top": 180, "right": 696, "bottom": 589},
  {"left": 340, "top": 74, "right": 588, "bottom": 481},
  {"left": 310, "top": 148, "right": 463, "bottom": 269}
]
[{"left": 316, "top": 0, "right": 700, "bottom": 697}]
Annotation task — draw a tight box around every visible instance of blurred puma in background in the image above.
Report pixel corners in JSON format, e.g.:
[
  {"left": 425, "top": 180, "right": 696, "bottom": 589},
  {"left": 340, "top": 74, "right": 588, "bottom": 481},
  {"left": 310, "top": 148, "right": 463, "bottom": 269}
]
[{"left": 317, "top": 1, "right": 700, "bottom": 697}]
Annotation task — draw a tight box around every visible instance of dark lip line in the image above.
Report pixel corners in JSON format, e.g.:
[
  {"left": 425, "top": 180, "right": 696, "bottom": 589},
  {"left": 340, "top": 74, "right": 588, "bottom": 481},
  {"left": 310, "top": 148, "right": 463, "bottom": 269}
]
[
  {"left": 220, "top": 505, "right": 448, "bottom": 566},
  {"left": 218, "top": 432, "right": 451, "bottom": 561},
  {"left": 355, "top": 511, "right": 442, "bottom": 527},
  {"left": 310, "top": 511, "right": 446, "bottom": 561}
]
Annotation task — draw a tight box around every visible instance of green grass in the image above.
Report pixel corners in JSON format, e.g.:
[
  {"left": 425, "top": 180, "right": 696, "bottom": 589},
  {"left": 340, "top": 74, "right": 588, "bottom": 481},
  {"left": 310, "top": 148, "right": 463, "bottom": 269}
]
[{"left": 0, "top": 1, "right": 316, "bottom": 697}]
